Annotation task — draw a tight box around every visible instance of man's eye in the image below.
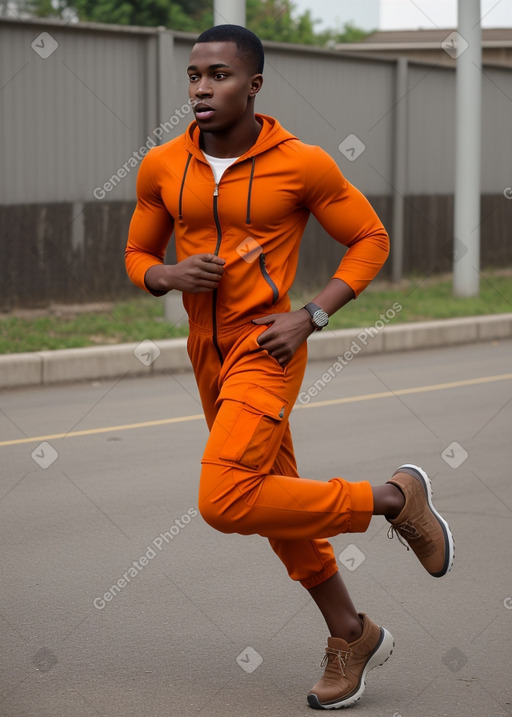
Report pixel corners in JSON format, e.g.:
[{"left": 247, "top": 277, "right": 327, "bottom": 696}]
[
  {"left": 188, "top": 74, "right": 199, "bottom": 82},
  {"left": 214, "top": 73, "right": 227, "bottom": 80}
]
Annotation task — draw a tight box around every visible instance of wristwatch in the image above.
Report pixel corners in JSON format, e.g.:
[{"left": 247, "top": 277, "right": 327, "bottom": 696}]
[{"left": 303, "top": 302, "right": 329, "bottom": 330}]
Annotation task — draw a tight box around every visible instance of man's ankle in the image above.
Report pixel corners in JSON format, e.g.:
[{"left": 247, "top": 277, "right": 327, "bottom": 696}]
[
  {"left": 333, "top": 615, "right": 364, "bottom": 643},
  {"left": 385, "top": 484, "right": 405, "bottom": 519},
  {"left": 373, "top": 484, "right": 405, "bottom": 518}
]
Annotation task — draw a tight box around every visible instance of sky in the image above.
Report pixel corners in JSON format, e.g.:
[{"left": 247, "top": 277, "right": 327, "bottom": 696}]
[{"left": 292, "top": 0, "right": 512, "bottom": 31}]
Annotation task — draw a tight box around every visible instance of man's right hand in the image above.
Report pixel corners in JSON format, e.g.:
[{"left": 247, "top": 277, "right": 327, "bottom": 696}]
[{"left": 145, "top": 254, "right": 225, "bottom": 294}]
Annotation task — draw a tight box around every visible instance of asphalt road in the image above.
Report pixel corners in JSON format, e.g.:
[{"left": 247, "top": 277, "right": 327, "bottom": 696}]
[{"left": 1, "top": 340, "right": 511, "bottom": 717}]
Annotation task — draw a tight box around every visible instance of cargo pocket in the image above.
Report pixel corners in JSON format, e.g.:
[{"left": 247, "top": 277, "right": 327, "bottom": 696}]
[{"left": 217, "top": 385, "right": 287, "bottom": 471}]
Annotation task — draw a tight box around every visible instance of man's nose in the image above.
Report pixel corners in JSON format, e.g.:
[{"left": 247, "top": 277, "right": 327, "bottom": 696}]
[{"left": 195, "top": 80, "right": 212, "bottom": 97}]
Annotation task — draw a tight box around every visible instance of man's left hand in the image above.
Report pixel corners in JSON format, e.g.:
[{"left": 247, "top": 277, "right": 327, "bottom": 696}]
[{"left": 252, "top": 310, "right": 315, "bottom": 367}]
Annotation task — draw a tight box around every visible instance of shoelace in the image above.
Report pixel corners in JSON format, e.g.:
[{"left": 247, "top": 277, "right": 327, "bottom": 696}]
[
  {"left": 387, "top": 520, "right": 421, "bottom": 550},
  {"left": 320, "top": 647, "right": 351, "bottom": 676}
]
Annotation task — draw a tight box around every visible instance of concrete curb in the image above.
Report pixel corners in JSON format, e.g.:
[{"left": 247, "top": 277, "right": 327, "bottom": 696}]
[{"left": 1, "top": 314, "right": 512, "bottom": 390}]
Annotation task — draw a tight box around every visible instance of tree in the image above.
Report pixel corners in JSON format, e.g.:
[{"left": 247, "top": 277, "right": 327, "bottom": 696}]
[
  {"left": 9, "top": 0, "right": 371, "bottom": 46},
  {"left": 328, "top": 21, "right": 374, "bottom": 44},
  {"left": 246, "top": 0, "right": 318, "bottom": 45},
  {"left": 72, "top": 0, "right": 174, "bottom": 26},
  {"left": 4, "top": 0, "right": 70, "bottom": 18}
]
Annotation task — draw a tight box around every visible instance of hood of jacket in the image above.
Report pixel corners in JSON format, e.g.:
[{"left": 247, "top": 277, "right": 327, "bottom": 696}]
[{"left": 183, "top": 113, "right": 298, "bottom": 162}]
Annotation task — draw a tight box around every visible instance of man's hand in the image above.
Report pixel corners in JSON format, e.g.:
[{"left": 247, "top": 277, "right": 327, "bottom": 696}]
[
  {"left": 145, "top": 254, "right": 225, "bottom": 294},
  {"left": 252, "top": 310, "right": 315, "bottom": 367}
]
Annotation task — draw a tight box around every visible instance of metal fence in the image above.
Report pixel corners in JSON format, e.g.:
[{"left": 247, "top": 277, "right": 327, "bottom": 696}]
[{"left": 1, "top": 17, "right": 511, "bottom": 309}]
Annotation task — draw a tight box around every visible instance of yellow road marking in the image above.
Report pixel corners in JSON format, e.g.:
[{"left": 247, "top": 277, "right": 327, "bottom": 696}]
[
  {"left": 1, "top": 372, "right": 511, "bottom": 448},
  {"left": 0, "top": 414, "right": 205, "bottom": 447},
  {"left": 295, "top": 372, "right": 512, "bottom": 409}
]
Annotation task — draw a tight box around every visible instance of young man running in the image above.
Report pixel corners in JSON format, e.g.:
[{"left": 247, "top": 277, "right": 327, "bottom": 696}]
[{"left": 125, "top": 25, "right": 454, "bottom": 710}]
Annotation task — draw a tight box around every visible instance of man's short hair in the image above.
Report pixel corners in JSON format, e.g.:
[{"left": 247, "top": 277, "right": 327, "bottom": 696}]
[{"left": 195, "top": 25, "right": 264, "bottom": 75}]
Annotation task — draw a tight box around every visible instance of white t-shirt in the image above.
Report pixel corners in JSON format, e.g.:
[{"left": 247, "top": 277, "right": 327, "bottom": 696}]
[{"left": 202, "top": 151, "right": 240, "bottom": 184}]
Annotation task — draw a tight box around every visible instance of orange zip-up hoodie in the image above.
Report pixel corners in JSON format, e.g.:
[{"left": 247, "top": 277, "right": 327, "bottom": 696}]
[{"left": 126, "top": 114, "right": 389, "bottom": 339}]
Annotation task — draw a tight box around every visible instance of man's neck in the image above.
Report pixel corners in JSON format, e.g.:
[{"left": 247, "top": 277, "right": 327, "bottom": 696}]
[{"left": 200, "top": 116, "right": 262, "bottom": 158}]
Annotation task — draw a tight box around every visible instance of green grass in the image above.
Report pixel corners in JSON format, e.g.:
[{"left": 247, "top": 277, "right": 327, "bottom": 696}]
[
  {"left": 0, "top": 298, "right": 187, "bottom": 354},
  {"left": 318, "top": 272, "right": 512, "bottom": 330},
  {"left": 1, "top": 272, "right": 511, "bottom": 354}
]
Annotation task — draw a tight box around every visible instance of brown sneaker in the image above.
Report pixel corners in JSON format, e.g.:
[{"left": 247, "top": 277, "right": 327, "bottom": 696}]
[
  {"left": 387, "top": 464, "right": 454, "bottom": 577},
  {"left": 307, "top": 614, "right": 394, "bottom": 710}
]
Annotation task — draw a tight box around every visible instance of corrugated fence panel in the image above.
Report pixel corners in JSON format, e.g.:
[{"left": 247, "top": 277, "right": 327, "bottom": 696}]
[
  {"left": 406, "top": 61, "right": 512, "bottom": 195},
  {"left": 173, "top": 36, "right": 195, "bottom": 101},
  {"left": 406, "top": 64, "right": 456, "bottom": 195},
  {"left": 255, "top": 48, "right": 395, "bottom": 196},
  {"left": 0, "top": 20, "right": 151, "bottom": 205},
  {"left": 481, "top": 65, "right": 512, "bottom": 193}
]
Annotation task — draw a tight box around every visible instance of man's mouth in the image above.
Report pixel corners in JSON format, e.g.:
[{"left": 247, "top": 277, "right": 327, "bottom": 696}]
[{"left": 194, "top": 103, "right": 215, "bottom": 120}]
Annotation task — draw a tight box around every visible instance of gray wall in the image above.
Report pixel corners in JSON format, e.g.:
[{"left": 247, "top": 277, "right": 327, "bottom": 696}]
[
  {"left": 1, "top": 20, "right": 157, "bottom": 205},
  {"left": 1, "top": 18, "right": 511, "bottom": 309}
]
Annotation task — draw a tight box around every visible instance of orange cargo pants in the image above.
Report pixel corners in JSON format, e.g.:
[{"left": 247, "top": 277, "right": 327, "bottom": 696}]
[{"left": 189, "top": 322, "right": 374, "bottom": 589}]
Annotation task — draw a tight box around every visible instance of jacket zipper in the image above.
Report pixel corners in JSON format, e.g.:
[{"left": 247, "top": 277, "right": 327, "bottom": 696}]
[
  {"left": 212, "top": 183, "right": 224, "bottom": 364},
  {"left": 259, "top": 253, "right": 279, "bottom": 304}
]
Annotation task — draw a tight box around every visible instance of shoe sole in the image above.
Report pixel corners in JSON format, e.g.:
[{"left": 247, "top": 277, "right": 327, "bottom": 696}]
[
  {"left": 395, "top": 463, "right": 455, "bottom": 578},
  {"left": 307, "top": 628, "right": 394, "bottom": 710}
]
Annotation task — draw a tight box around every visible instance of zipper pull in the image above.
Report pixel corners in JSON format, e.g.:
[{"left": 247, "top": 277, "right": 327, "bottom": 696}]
[{"left": 213, "top": 184, "right": 219, "bottom": 197}]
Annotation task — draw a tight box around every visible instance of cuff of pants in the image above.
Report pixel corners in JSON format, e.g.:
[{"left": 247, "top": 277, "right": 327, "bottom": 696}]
[
  {"left": 299, "top": 479, "right": 373, "bottom": 589},
  {"left": 300, "top": 560, "right": 339, "bottom": 590}
]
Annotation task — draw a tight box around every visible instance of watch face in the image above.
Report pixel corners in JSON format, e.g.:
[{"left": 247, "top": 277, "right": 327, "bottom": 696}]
[{"left": 313, "top": 309, "right": 329, "bottom": 327}]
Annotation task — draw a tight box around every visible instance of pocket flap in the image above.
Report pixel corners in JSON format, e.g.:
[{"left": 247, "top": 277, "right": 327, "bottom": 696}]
[{"left": 222, "top": 384, "right": 287, "bottom": 421}]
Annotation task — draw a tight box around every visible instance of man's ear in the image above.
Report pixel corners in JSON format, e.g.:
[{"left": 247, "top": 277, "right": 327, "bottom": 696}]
[{"left": 249, "top": 73, "right": 263, "bottom": 98}]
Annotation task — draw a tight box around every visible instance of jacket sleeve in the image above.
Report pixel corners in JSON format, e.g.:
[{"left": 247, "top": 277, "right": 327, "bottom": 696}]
[
  {"left": 301, "top": 146, "right": 389, "bottom": 297},
  {"left": 125, "top": 150, "right": 175, "bottom": 292}
]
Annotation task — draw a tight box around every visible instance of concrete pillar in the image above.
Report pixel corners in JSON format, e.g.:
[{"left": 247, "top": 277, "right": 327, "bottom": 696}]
[
  {"left": 453, "top": 0, "right": 481, "bottom": 297},
  {"left": 214, "top": 0, "right": 246, "bottom": 26}
]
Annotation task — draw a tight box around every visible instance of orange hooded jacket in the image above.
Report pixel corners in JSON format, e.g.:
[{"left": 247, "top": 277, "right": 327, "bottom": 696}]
[{"left": 125, "top": 114, "right": 389, "bottom": 340}]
